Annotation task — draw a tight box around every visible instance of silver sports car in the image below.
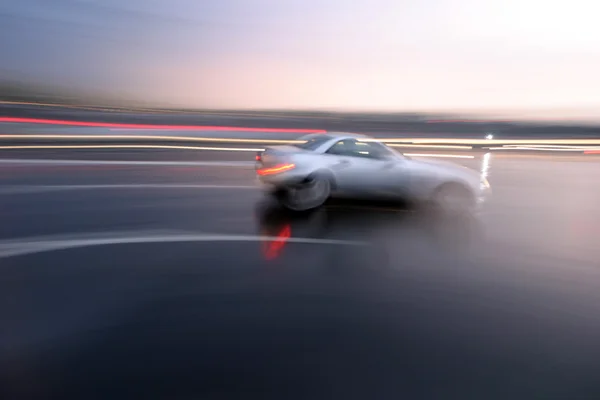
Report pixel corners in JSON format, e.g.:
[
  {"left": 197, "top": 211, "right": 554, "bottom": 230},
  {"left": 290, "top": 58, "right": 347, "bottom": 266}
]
[{"left": 256, "top": 132, "right": 490, "bottom": 212}]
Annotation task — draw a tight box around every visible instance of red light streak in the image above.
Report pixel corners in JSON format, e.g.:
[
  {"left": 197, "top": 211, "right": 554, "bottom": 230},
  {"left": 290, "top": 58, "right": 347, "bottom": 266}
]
[{"left": 264, "top": 224, "right": 292, "bottom": 260}]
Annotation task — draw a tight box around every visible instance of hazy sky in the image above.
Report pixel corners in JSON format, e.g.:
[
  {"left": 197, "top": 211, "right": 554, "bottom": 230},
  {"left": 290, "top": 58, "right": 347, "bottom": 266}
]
[{"left": 1, "top": 0, "right": 600, "bottom": 114}]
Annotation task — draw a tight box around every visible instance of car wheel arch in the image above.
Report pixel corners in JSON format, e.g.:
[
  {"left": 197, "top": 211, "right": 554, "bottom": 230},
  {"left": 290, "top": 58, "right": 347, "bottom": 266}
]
[
  {"left": 304, "top": 169, "right": 338, "bottom": 191},
  {"left": 431, "top": 181, "right": 476, "bottom": 206}
]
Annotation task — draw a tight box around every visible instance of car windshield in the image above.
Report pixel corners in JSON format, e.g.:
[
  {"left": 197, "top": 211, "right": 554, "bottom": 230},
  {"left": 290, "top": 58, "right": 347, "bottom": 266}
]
[
  {"left": 357, "top": 139, "right": 403, "bottom": 159},
  {"left": 293, "top": 134, "right": 332, "bottom": 151}
]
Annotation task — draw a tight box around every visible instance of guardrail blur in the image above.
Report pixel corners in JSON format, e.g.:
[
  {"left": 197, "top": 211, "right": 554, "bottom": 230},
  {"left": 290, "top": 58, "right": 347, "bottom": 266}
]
[
  {"left": 2, "top": 133, "right": 600, "bottom": 156},
  {"left": 3, "top": 102, "right": 600, "bottom": 140},
  {"left": 2, "top": 103, "right": 600, "bottom": 156}
]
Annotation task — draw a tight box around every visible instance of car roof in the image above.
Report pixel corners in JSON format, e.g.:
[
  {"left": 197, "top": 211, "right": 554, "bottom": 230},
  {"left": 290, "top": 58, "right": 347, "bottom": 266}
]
[
  {"left": 323, "top": 131, "right": 371, "bottom": 140},
  {"left": 295, "top": 132, "right": 384, "bottom": 154}
]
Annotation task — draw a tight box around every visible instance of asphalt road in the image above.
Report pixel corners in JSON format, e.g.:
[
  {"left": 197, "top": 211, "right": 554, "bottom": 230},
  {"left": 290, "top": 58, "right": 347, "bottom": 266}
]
[{"left": 2, "top": 149, "right": 600, "bottom": 399}]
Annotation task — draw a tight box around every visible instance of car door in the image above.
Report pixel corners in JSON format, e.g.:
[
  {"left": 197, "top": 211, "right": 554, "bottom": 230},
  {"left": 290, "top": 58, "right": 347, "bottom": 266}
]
[
  {"left": 321, "top": 140, "right": 357, "bottom": 193},
  {"left": 324, "top": 139, "right": 396, "bottom": 195},
  {"left": 359, "top": 141, "right": 409, "bottom": 198}
]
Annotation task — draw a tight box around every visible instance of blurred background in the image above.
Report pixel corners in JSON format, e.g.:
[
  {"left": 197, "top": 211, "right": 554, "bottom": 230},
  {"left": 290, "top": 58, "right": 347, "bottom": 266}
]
[
  {"left": 2, "top": 0, "right": 600, "bottom": 128},
  {"left": 2, "top": 1, "right": 600, "bottom": 399}
]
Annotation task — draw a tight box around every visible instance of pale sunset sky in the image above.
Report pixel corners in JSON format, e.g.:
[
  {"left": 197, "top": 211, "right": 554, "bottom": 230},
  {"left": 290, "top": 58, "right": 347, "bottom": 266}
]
[{"left": 1, "top": 0, "right": 600, "bottom": 118}]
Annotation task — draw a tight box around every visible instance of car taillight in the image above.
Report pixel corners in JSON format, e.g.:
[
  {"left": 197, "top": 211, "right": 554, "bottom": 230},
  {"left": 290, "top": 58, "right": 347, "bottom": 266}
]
[
  {"left": 255, "top": 152, "right": 262, "bottom": 162},
  {"left": 256, "top": 163, "right": 295, "bottom": 176}
]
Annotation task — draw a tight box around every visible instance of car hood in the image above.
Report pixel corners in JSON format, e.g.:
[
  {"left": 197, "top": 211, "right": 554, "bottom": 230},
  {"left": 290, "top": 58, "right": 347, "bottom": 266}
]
[{"left": 407, "top": 157, "right": 481, "bottom": 182}]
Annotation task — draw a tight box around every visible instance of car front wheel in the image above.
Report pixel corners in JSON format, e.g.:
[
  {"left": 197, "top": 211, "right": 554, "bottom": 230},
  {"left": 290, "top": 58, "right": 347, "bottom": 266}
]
[{"left": 432, "top": 183, "right": 475, "bottom": 215}]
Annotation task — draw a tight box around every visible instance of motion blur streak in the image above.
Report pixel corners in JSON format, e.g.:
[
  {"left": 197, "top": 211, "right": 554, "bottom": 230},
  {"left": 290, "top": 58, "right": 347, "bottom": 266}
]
[
  {"left": 0, "top": 145, "right": 265, "bottom": 152},
  {"left": 0, "top": 134, "right": 300, "bottom": 145},
  {"left": 0, "top": 159, "right": 253, "bottom": 167},
  {"left": 0, "top": 117, "right": 326, "bottom": 133},
  {"left": 388, "top": 144, "right": 473, "bottom": 150},
  {"left": 411, "top": 138, "right": 600, "bottom": 145},
  {"left": 489, "top": 147, "right": 585, "bottom": 152},
  {"left": 501, "top": 144, "right": 600, "bottom": 149},
  {"left": 497, "top": 144, "right": 600, "bottom": 152},
  {"left": 3, "top": 134, "right": 600, "bottom": 151},
  {"left": 403, "top": 153, "right": 475, "bottom": 159}
]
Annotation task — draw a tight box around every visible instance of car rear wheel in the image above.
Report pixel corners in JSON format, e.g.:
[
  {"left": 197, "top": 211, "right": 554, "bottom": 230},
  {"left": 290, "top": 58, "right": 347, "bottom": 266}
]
[{"left": 277, "top": 175, "right": 331, "bottom": 211}]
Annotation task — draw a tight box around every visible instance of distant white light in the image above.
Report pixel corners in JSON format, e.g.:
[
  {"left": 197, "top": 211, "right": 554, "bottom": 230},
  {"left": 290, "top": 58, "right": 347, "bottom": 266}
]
[{"left": 486, "top": 134, "right": 494, "bottom": 140}]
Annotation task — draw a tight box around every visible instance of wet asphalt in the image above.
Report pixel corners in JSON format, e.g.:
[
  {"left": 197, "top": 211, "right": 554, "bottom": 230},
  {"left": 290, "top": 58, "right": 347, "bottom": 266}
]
[{"left": 1, "top": 149, "right": 600, "bottom": 399}]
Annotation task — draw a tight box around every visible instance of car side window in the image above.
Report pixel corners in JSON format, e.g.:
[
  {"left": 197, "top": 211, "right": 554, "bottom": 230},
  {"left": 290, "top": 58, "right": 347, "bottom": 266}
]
[
  {"left": 326, "top": 140, "right": 353, "bottom": 156},
  {"left": 363, "top": 141, "right": 394, "bottom": 158},
  {"left": 353, "top": 141, "right": 388, "bottom": 159},
  {"left": 326, "top": 139, "right": 388, "bottom": 160}
]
